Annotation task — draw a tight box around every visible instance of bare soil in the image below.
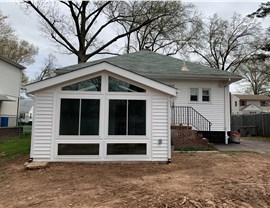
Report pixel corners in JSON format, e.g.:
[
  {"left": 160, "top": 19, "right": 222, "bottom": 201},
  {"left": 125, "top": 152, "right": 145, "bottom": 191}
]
[{"left": 1, "top": 152, "right": 270, "bottom": 208}]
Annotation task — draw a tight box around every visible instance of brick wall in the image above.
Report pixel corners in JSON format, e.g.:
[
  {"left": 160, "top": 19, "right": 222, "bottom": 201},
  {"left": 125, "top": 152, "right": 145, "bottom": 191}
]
[
  {"left": 0, "top": 127, "right": 21, "bottom": 140},
  {"left": 171, "top": 125, "right": 209, "bottom": 148}
]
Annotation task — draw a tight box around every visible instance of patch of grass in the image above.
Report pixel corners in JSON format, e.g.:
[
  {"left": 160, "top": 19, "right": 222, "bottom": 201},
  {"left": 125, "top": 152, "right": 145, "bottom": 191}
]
[
  {"left": 242, "top": 136, "right": 270, "bottom": 142},
  {"left": 174, "top": 146, "right": 216, "bottom": 152},
  {"left": 0, "top": 134, "right": 31, "bottom": 163},
  {"left": 22, "top": 125, "right": 32, "bottom": 134}
]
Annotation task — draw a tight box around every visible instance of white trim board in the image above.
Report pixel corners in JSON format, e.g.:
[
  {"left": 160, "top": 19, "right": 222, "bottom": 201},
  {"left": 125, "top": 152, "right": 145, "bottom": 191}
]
[{"left": 26, "top": 62, "right": 177, "bottom": 97}]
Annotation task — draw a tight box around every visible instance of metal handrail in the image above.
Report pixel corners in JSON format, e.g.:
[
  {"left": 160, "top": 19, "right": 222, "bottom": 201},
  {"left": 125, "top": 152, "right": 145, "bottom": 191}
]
[{"left": 171, "top": 106, "right": 212, "bottom": 131}]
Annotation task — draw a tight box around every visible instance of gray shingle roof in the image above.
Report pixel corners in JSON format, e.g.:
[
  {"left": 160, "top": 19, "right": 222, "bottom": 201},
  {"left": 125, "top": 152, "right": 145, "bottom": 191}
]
[
  {"left": 56, "top": 50, "right": 242, "bottom": 81},
  {"left": 234, "top": 94, "right": 270, "bottom": 101}
]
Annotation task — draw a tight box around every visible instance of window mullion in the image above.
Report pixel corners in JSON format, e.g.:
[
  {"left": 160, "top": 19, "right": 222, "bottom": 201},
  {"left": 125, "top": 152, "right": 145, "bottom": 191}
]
[
  {"left": 78, "top": 99, "right": 82, "bottom": 135},
  {"left": 126, "top": 100, "right": 129, "bottom": 135}
]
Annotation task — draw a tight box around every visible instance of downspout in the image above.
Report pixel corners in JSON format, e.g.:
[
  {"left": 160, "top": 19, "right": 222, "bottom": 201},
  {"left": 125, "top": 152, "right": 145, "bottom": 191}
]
[
  {"left": 168, "top": 90, "right": 178, "bottom": 163},
  {"left": 224, "top": 78, "right": 231, "bottom": 144}
]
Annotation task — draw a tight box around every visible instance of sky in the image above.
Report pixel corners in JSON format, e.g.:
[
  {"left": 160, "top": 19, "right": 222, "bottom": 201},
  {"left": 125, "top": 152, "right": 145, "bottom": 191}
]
[{"left": 0, "top": 0, "right": 269, "bottom": 92}]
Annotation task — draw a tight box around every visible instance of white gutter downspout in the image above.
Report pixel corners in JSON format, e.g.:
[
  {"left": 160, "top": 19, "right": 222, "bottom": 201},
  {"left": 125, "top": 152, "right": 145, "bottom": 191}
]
[{"left": 224, "top": 78, "right": 231, "bottom": 144}]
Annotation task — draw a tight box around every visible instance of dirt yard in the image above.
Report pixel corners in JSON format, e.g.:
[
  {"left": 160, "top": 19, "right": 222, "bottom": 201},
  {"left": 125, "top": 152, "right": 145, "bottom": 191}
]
[{"left": 1, "top": 152, "right": 270, "bottom": 208}]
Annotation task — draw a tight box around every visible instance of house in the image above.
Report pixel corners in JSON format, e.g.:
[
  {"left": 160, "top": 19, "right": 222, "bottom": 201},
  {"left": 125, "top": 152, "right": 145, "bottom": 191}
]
[
  {"left": 231, "top": 94, "right": 270, "bottom": 115},
  {"left": 26, "top": 50, "right": 241, "bottom": 162},
  {"left": 0, "top": 55, "right": 25, "bottom": 139},
  {"left": 19, "top": 98, "right": 34, "bottom": 124}
]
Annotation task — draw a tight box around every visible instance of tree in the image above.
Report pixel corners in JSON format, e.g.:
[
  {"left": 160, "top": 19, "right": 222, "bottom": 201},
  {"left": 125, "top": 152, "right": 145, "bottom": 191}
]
[
  {"left": 189, "top": 13, "right": 263, "bottom": 72},
  {"left": 114, "top": 1, "right": 202, "bottom": 55},
  {"left": 34, "top": 53, "right": 58, "bottom": 81},
  {"left": 237, "top": 59, "right": 270, "bottom": 95},
  {"left": 248, "top": 2, "right": 270, "bottom": 52},
  {"left": 0, "top": 10, "right": 38, "bottom": 85},
  {"left": 248, "top": 2, "right": 270, "bottom": 18},
  {"left": 24, "top": 1, "right": 181, "bottom": 63}
]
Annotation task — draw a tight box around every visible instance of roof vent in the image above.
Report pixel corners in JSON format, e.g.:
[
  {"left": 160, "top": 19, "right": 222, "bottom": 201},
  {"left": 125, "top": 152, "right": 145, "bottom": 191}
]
[{"left": 181, "top": 60, "right": 189, "bottom": 71}]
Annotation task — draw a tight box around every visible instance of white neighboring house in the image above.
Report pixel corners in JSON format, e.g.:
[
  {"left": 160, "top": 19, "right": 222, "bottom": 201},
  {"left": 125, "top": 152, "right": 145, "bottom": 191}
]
[
  {"left": 19, "top": 98, "right": 34, "bottom": 123},
  {"left": 0, "top": 56, "right": 25, "bottom": 127},
  {"left": 231, "top": 94, "right": 270, "bottom": 115},
  {"left": 26, "top": 51, "right": 241, "bottom": 162}
]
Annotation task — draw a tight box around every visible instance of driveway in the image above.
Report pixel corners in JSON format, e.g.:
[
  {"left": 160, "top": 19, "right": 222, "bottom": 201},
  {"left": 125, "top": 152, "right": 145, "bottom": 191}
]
[{"left": 214, "top": 138, "right": 270, "bottom": 155}]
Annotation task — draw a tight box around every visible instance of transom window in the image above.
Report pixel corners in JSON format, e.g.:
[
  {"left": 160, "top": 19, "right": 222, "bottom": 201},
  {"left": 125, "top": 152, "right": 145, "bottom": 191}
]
[
  {"left": 62, "top": 76, "right": 101, "bottom": 91},
  {"left": 107, "top": 143, "right": 146, "bottom": 155},
  {"left": 59, "top": 99, "right": 100, "bottom": 135},
  {"left": 109, "top": 100, "right": 146, "bottom": 135},
  {"left": 190, "top": 88, "right": 199, "bottom": 101},
  {"left": 58, "top": 144, "right": 99, "bottom": 155},
  {"left": 109, "top": 76, "right": 146, "bottom": 92}
]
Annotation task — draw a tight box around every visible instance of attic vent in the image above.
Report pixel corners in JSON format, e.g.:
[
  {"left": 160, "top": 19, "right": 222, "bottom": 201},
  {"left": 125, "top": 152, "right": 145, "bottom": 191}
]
[{"left": 181, "top": 60, "right": 189, "bottom": 71}]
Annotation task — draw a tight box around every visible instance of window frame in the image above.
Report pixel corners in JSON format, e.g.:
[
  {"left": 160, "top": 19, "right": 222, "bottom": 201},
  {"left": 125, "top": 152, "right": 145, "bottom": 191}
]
[
  {"left": 54, "top": 72, "right": 151, "bottom": 160},
  {"left": 190, "top": 88, "right": 199, "bottom": 102},
  {"left": 108, "top": 99, "right": 146, "bottom": 136},
  {"left": 59, "top": 98, "right": 100, "bottom": 136},
  {"left": 202, "top": 88, "right": 211, "bottom": 102},
  {"left": 189, "top": 88, "right": 212, "bottom": 103}
]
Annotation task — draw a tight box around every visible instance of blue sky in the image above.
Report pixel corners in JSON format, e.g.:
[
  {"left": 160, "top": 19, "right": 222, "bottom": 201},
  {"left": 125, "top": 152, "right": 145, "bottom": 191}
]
[{"left": 0, "top": 1, "right": 269, "bottom": 92}]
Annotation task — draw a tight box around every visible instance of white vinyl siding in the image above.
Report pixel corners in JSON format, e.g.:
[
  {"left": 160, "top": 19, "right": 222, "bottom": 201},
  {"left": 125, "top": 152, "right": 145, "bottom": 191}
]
[
  {"left": 30, "top": 70, "right": 174, "bottom": 162},
  {"left": 0, "top": 60, "right": 21, "bottom": 97},
  {"left": 162, "top": 80, "right": 230, "bottom": 132},
  {"left": 151, "top": 92, "right": 170, "bottom": 162},
  {"left": 31, "top": 91, "right": 54, "bottom": 161}
]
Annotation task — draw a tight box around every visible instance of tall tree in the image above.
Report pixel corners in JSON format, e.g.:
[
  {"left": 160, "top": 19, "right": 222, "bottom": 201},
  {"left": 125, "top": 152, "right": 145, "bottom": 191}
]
[
  {"left": 0, "top": 11, "right": 38, "bottom": 85},
  {"left": 189, "top": 13, "right": 263, "bottom": 72},
  {"left": 114, "top": 1, "right": 202, "bottom": 55},
  {"left": 248, "top": 2, "right": 270, "bottom": 52},
  {"left": 238, "top": 59, "right": 270, "bottom": 95},
  {"left": 24, "top": 1, "right": 180, "bottom": 63},
  {"left": 248, "top": 2, "right": 270, "bottom": 18}
]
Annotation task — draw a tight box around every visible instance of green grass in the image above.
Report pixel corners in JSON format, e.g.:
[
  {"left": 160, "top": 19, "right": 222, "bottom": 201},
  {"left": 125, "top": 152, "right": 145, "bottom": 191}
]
[
  {"left": 242, "top": 136, "right": 270, "bottom": 142},
  {"left": 22, "top": 125, "right": 32, "bottom": 134},
  {"left": 0, "top": 134, "right": 31, "bottom": 163},
  {"left": 174, "top": 146, "right": 216, "bottom": 152}
]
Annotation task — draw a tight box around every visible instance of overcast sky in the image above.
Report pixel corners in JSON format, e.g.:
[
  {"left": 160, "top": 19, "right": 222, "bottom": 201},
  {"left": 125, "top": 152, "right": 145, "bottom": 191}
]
[{"left": 0, "top": 0, "right": 269, "bottom": 92}]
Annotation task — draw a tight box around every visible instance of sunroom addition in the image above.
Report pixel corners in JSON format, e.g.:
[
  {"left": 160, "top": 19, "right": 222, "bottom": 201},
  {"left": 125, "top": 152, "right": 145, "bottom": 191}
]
[{"left": 26, "top": 62, "right": 176, "bottom": 162}]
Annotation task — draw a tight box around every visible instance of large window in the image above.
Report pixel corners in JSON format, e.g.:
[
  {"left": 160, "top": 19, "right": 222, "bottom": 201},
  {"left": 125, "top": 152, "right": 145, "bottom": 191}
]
[
  {"left": 59, "top": 99, "right": 100, "bottom": 135},
  {"left": 109, "top": 76, "right": 146, "bottom": 92},
  {"left": 62, "top": 76, "right": 101, "bottom": 91},
  {"left": 109, "top": 100, "right": 146, "bottom": 135},
  {"left": 107, "top": 143, "right": 146, "bottom": 155}
]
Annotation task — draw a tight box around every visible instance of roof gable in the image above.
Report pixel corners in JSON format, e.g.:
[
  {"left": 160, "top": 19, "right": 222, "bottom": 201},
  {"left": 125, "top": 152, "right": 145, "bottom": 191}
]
[
  {"left": 56, "top": 50, "right": 242, "bottom": 82},
  {"left": 26, "top": 62, "right": 177, "bottom": 96},
  {"left": 242, "top": 104, "right": 263, "bottom": 111}
]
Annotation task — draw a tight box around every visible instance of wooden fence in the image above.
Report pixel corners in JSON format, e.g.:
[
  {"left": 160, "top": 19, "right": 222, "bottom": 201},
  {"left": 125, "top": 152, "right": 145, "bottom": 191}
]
[{"left": 231, "top": 113, "right": 270, "bottom": 137}]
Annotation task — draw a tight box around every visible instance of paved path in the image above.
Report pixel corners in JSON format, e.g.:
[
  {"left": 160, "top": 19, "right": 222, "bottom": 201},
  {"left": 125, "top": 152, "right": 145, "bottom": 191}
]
[{"left": 214, "top": 139, "right": 270, "bottom": 155}]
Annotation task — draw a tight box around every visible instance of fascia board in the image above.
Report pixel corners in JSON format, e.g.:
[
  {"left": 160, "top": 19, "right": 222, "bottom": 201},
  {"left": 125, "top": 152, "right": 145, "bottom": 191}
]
[{"left": 26, "top": 62, "right": 177, "bottom": 96}]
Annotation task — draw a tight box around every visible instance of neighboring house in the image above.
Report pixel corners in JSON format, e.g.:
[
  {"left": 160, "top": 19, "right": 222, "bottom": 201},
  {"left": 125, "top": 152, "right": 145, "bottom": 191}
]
[
  {"left": 26, "top": 51, "right": 241, "bottom": 162},
  {"left": 231, "top": 94, "right": 270, "bottom": 115},
  {"left": 19, "top": 98, "right": 34, "bottom": 123},
  {"left": 0, "top": 56, "right": 25, "bottom": 128}
]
